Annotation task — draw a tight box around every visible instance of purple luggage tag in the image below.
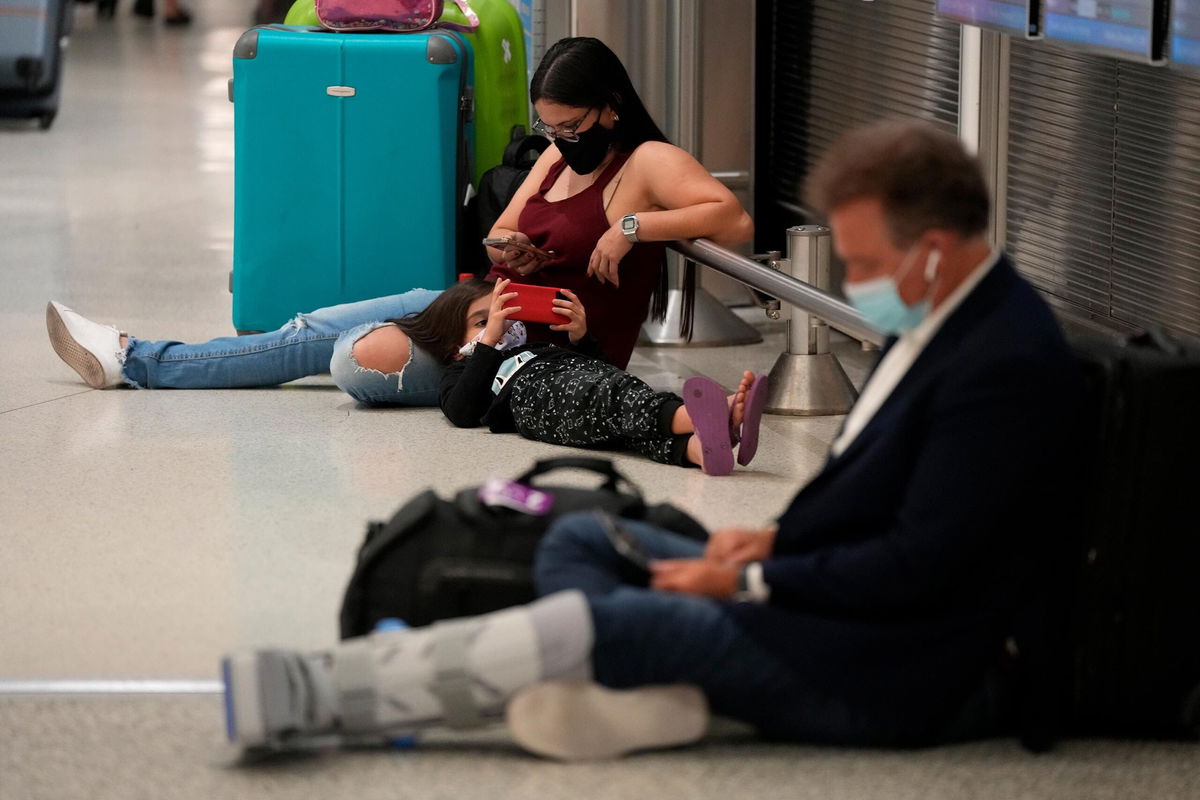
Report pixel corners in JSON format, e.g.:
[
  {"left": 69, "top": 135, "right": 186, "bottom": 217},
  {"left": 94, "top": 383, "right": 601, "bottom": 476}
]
[{"left": 477, "top": 478, "right": 554, "bottom": 516}]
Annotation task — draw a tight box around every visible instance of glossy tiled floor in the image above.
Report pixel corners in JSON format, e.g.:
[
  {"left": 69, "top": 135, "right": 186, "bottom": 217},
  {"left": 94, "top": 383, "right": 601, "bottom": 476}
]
[{"left": 1, "top": 4, "right": 1196, "bottom": 799}]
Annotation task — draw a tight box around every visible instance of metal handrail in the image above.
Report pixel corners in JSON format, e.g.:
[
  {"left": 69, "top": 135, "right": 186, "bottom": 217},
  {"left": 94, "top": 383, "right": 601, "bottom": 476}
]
[{"left": 670, "top": 238, "right": 887, "bottom": 348}]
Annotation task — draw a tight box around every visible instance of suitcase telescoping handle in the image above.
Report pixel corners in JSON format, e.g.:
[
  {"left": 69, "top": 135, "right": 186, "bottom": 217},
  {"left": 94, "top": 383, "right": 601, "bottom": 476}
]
[{"left": 514, "top": 457, "right": 643, "bottom": 499}]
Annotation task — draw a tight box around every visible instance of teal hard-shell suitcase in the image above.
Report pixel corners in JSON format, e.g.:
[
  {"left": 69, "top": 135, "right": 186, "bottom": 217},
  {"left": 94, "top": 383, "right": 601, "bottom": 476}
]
[{"left": 229, "top": 26, "right": 473, "bottom": 333}]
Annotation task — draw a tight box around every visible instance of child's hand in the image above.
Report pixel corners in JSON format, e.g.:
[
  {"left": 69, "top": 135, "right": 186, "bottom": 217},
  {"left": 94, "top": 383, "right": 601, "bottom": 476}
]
[
  {"left": 482, "top": 278, "right": 521, "bottom": 348},
  {"left": 550, "top": 289, "right": 588, "bottom": 343}
]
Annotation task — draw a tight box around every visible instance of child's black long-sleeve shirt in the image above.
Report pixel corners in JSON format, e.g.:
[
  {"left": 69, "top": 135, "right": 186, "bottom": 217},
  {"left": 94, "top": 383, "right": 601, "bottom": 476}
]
[{"left": 438, "top": 334, "right": 605, "bottom": 431}]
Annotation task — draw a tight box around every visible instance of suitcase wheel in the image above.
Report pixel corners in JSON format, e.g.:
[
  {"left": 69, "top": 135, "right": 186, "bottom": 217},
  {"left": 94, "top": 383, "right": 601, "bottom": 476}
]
[{"left": 38, "top": 112, "right": 55, "bottom": 131}]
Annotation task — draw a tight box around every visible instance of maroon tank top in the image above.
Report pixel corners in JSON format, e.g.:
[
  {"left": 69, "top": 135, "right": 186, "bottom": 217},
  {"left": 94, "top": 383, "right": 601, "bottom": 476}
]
[{"left": 487, "top": 149, "right": 665, "bottom": 369}]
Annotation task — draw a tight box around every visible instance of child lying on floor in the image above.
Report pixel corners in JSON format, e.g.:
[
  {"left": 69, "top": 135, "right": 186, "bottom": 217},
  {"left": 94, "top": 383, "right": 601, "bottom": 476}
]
[{"left": 438, "top": 278, "right": 767, "bottom": 476}]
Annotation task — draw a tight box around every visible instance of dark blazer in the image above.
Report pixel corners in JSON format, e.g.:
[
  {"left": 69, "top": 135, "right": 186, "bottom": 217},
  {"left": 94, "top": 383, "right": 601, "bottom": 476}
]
[{"left": 729, "top": 255, "right": 1082, "bottom": 744}]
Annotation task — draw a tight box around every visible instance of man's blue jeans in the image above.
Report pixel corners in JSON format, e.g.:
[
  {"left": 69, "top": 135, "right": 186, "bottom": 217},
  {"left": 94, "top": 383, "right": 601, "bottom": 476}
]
[
  {"left": 534, "top": 512, "right": 879, "bottom": 742},
  {"left": 535, "top": 512, "right": 1006, "bottom": 745},
  {"left": 119, "top": 290, "right": 442, "bottom": 403}
]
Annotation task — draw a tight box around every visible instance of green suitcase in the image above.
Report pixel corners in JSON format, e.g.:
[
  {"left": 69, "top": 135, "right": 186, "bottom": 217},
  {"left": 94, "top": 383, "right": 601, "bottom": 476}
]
[{"left": 442, "top": 0, "right": 530, "bottom": 185}]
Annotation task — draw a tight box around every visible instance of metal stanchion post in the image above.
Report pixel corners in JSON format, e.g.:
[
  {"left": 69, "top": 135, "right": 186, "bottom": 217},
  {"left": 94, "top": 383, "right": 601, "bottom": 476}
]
[{"left": 764, "top": 225, "right": 858, "bottom": 416}]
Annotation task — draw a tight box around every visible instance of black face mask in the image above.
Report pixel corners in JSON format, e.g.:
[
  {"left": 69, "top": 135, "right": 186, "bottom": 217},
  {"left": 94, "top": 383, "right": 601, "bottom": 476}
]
[{"left": 556, "top": 122, "right": 615, "bottom": 175}]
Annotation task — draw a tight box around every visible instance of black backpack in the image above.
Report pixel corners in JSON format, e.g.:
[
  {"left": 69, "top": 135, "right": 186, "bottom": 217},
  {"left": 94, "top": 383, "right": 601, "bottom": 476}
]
[
  {"left": 461, "top": 126, "right": 550, "bottom": 275},
  {"left": 339, "top": 457, "right": 707, "bottom": 638}
]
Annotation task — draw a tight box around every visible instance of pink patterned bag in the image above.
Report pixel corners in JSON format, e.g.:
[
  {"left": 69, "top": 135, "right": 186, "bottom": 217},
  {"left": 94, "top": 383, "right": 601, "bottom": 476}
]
[{"left": 315, "top": 0, "right": 479, "bottom": 33}]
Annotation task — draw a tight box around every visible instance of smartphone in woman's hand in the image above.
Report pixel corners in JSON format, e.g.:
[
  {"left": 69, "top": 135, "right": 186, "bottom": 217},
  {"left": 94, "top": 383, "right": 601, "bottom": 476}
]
[{"left": 482, "top": 237, "right": 557, "bottom": 259}]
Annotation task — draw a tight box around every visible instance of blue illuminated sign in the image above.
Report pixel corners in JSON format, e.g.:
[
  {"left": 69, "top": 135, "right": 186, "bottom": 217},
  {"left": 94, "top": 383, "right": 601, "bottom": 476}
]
[
  {"left": 936, "top": 0, "right": 1043, "bottom": 37},
  {"left": 1172, "top": 0, "right": 1200, "bottom": 67},
  {"left": 1043, "top": 1, "right": 1168, "bottom": 63}
]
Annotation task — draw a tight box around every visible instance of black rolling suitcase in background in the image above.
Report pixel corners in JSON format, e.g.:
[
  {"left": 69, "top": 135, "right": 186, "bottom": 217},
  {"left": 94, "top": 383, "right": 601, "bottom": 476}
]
[
  {"left": 0, "top": 0, "right": 71, "bottom": 129},
  {"left": 1068, "top": 329, "right": 1200, "bottom": 738}
]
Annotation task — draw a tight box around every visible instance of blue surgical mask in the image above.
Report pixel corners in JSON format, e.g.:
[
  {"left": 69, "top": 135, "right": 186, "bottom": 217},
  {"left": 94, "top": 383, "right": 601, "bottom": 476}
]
[{"left": 843, "top": 247, "right": 940, "bottom": 335}]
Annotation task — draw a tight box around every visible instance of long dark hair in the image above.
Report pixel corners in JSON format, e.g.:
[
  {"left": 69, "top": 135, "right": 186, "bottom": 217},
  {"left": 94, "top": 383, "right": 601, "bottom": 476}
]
[
  {"left": 389, "top": 279, "right": 493, "bottom": 365},
  {"left": 530, "top": 37, "right": 668, "bottom": 152}
]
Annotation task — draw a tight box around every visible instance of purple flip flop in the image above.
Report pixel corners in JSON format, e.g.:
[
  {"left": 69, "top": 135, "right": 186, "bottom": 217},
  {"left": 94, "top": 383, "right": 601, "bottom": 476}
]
[
  {"left": 737, "top": 373, "right": 769, "bottom": 466},
  {"left": 682, "top": 376, "right": 734, "bottom": 476}
]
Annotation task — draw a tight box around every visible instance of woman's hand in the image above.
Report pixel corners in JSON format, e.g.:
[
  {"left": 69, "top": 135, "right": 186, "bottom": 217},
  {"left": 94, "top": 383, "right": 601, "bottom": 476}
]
[
  {"left": 586, "top": 224, "right": 634, "bottom": 287},
  {"left": 494, "top": 232, "right": 555, "bottom": 278},
  {"left": 650, "top": 559, "right": 738, "bottom": 598},
  {"left": 481, "top": 278, "right": 521, "bottom": 348},
  {"left": 704, "top": 525, "right": 777, "bottom": 566},
  {"left": 549, "top": 289, "right": 588, "bottom": 343}
]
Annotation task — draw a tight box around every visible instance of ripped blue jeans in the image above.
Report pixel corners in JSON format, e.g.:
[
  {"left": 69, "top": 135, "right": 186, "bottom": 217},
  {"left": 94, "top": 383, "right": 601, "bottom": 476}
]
[{"left": 119, "top": 290, "right": 443, "bottom": 405}]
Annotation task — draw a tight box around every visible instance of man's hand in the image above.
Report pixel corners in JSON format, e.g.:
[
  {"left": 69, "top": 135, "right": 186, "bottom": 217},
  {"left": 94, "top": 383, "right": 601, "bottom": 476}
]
[
  {"left": 650, "top": 559, "right": 738, "bottom": 598},
  {"left": 704, "top": 526, "right": 776, "bottom": 566}
]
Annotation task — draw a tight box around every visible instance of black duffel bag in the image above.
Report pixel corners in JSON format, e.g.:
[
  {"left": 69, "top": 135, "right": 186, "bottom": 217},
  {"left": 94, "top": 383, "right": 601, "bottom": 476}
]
[{"left": 339, "top": 457, "right": 708, "bottom": 639}]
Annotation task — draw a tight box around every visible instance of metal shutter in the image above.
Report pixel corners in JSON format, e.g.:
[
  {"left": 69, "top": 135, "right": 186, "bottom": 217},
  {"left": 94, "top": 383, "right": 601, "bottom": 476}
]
[
  {"left": 757, "top": 0, "right": 961, "bottom": 242},
  {"left": 1006, "top": 42, "right": 1200, "bottom": 339}
]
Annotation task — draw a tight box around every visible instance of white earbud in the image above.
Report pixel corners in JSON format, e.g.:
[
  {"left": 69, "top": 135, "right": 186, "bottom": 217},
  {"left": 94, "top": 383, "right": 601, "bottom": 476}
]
[{"left": 924, "top": 248, "right": 942, "bottom": 282}]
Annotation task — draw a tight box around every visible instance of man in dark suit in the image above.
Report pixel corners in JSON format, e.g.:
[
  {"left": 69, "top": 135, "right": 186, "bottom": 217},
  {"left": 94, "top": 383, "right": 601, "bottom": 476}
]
[
  {"left": 220, "top": 120, "right": 1082, "bottom": 763},
  {"left": 514, "top": 119, "right": 1083, "bottom": 756}
]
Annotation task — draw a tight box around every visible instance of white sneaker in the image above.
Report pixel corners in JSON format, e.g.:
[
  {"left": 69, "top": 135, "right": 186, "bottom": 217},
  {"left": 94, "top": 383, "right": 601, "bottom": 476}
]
[
  {"left": 506, "top": 680, "right": 708, "bottom": 761},
  {"left": 46, "top": 301, "right": 126, "bottom": 389}
]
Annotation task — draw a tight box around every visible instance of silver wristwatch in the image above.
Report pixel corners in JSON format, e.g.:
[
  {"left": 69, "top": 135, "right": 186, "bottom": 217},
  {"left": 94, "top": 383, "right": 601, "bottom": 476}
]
[
  {"left": 732, "top": 562, "right": 770, "bottom": 603},
  {"left": 620, "top": 213, "right": 640, "bottom": 243},
  {"left": 732, "top": 565, "right": 755, "bottom": 603}
]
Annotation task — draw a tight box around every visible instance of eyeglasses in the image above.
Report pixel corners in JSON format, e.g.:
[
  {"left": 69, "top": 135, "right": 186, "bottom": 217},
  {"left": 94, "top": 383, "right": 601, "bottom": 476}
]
[{"left": 532, "top": 108, "right": 596, "bottom": 143}]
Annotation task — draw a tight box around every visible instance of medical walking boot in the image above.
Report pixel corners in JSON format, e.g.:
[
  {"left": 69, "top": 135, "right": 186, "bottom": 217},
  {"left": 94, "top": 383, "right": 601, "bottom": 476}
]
[{"left": 221, "top": 590, "right": 593, "bottom": 753}]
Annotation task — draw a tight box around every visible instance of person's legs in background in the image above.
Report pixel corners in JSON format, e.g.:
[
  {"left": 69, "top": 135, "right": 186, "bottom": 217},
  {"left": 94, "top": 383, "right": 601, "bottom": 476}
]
[
  {"left": 329, "top": 321, "right": 444, "bottom": 406},
  {"left": 47, "top": 289, "right": 440, "bottom": 390},
  {"left": 132, "top": 0, "right": 192, "bottom": 26}
]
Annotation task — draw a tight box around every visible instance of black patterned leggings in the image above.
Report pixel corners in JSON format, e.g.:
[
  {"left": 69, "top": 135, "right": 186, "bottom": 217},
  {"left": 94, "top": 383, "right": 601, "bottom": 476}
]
[{"left": 507, "top": 355, "right": 691, "bottom": 466}]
